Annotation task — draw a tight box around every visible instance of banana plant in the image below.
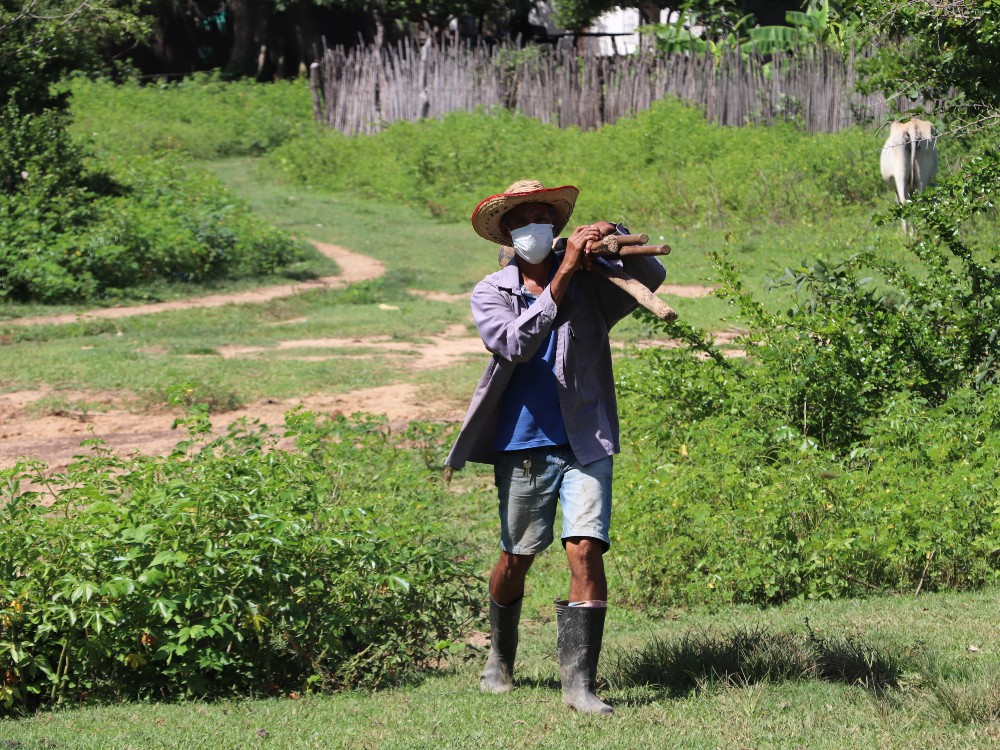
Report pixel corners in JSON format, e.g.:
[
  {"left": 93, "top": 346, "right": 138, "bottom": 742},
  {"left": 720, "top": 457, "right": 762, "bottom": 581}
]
[{"left": 644, "top": 0, "right": 860, "bottom": 58}]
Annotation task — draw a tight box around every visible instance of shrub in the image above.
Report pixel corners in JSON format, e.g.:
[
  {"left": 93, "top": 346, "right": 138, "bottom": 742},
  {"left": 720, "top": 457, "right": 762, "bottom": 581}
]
[
  {"left": 0, "top": 406, "right": 477, "bottom": 712},
  {"left": 615, "top": 383, "right": 1000, "bottom": 606},
  {"left": 611, "top": 152, "right": 1000, "bottom": 607},
  {"left": 267, "top": 99, "right": 886, "bottom": 228},
  {"left": 0, "top": 153, "right": 305, "bottom": 302}
]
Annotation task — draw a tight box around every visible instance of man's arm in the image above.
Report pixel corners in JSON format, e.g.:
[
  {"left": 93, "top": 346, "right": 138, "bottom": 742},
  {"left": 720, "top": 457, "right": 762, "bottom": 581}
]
[{"left": 471, "top": 280, "right": 558, "bottom": 363}]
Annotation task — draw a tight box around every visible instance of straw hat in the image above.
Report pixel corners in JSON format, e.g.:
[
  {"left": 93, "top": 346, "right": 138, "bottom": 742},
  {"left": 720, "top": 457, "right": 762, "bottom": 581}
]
[{"left": 471, "top": 179, "right": 579, "bottom": 245}]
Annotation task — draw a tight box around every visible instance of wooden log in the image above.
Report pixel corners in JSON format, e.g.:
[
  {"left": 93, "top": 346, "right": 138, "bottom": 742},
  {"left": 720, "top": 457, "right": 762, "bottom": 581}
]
[
  {"left": 588, "top": 233, "right": 648, "bottom": 256},
  {"left": 592, "top": 261, "right": 677, "bottom": 321},
  {"left": 495, "top": 247, "right": 676, "bottom": 320},
  {"left": 309, "top": 62, "right": 324, "bottom": 123},
  {"left": 616, "top": 245, "right": 671, "bottom": 257}
]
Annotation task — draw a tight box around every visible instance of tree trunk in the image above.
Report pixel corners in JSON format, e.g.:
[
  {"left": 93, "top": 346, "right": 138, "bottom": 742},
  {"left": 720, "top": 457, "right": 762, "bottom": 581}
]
[
  {"left": 638, "top": 1, "right": 662, "bottom": 24},
  {"left": 226, "top": 0, "right": 270, "bottom": 78}
]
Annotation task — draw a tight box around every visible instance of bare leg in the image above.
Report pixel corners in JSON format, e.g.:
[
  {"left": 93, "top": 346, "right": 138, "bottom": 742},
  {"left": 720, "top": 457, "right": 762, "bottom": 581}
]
[
  {"left": 489, "top": 551, "right": 535, "bottom": 606},
  {"left": 564, "top": 537, "right": 607, "bottom": 602}
]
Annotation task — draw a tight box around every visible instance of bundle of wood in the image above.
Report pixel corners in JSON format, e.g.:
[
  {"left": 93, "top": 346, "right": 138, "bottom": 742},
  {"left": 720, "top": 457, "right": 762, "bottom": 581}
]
[{"left": 497, "top": 232, "right": 676, "bottom": 321}]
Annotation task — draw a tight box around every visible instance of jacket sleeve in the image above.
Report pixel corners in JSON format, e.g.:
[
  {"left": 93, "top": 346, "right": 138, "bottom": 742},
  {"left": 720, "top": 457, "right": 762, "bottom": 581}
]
[{"left": 471, "top": 279, "right": 559, "bottom": 363}]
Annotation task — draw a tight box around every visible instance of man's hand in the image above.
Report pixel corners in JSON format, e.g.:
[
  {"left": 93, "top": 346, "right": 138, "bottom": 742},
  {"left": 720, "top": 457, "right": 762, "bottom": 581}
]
[{"left": 564, "top": 224, "right": 603, "bottom": 272}]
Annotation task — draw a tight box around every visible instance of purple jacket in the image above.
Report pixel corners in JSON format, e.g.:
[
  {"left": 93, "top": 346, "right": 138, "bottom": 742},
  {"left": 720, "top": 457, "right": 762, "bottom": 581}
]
[{"left": 445, "top": 250, "right": 666, "bottom": 470}]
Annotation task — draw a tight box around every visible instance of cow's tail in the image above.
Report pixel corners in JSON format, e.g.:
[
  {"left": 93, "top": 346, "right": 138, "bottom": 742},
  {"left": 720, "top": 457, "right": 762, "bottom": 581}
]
[{"left": 908, "top": 125, "right": 918, "bottom": 195}]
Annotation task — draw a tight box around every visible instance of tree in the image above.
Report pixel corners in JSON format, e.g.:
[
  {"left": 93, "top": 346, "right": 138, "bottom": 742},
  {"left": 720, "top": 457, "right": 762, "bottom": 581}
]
[
  {"left": 0, "top": 0, "right": 145, "bottom": 195},
  {"left": 853, "top": 0, "right": 1000, "bottom": 125},
  {"left": 0, "top": 0, "right": 145, "bottom": 111},
  {"left": 138, "top": 0, "right": 535, "bottom": 80}
]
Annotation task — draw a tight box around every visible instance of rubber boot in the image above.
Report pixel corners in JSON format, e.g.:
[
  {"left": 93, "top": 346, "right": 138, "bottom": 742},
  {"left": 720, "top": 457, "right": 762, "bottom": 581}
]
[
  {"left": 479, "top": 596, "right": 522, "bottom": 693},
  {"left": 555, "top": 600, "right": 613, "bottom": 714}
]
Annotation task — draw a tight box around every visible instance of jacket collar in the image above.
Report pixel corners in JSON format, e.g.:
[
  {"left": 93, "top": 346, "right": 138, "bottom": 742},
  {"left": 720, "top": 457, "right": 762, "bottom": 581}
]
[{"left": 495, "top": 251, "right": 563, "bottom": 293}]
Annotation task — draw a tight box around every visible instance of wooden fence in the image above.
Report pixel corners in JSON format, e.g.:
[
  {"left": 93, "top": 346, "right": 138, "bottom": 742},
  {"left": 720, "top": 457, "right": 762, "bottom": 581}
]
[{"left": 309, "top": 39, "right": 912, "bottom": 136}]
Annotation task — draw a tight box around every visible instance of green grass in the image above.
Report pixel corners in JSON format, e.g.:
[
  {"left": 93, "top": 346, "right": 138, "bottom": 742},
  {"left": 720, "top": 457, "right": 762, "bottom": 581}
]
[
  {"left": 2, "top": 582, "right": 997, "bottom": 748},
  {"left": 0, "top": 285, "right": 481, "bottom": 408},
  {"left": 207, "top": 158, "right": 504, "bottom": 297}
]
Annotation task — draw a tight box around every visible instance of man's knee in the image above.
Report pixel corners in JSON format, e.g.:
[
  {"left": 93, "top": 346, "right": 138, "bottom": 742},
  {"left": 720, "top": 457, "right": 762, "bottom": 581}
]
[
  {"left": 565, "top": 536, "right": 605, "bottom": 559},
  {"left": 565, "top": 537, "right": 606, "bottom": 573},
  {"left": 497, "top": 551, "right": 535, "bottom": 577}
]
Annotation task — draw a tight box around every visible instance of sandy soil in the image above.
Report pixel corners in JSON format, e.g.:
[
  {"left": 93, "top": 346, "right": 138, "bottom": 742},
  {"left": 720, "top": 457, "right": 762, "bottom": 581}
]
[{"left": 0, "top": 241, "right": 723, "bottom": 473}]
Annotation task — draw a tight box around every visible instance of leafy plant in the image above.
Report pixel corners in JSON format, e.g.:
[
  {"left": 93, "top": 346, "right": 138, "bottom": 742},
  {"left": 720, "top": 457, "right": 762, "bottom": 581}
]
[
  {"left": 0, "top": 153, "right": 305, "bottom": 302},
  {"left": 612, "top": 139, "right": 1000, "bottom": 607},
  {"left": 0, "top": 405, "right": 478, "bottom": 713},
  {"left": 644, "top": 0, "right": 860, "bottom": 57}
]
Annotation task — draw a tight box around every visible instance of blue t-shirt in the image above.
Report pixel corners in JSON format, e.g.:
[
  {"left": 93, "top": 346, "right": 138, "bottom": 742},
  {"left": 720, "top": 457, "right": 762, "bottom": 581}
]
[{"left": 493, "top": 288, "right": 568, "bottom": 451}]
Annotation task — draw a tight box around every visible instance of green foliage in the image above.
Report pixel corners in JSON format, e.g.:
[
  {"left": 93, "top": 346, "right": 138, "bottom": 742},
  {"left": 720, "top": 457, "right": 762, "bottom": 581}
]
[
  {"left": 268, "top": 100, "right": 882, "bottom": 228},
  {"left": 1, "top": 18, "right": 307, "bottom": 305},
  {"left": 612, "top": 147, "right": 1000, "bottom": 607},
  {"left": 69, "top": 73, "right": 317, "bottom": 160},
  {"left": 0, "top": 153, "right": 305, "bottom": 302},
  {"left": 551, "top": 0, "right": 620, "bottom": 31},
  {"left": 646, "top": 0, "right": 860, "bottom": 55},
  {"left": 0, "top": 406, "right": 477, "bottom": 713},
  {"left": 854, "top": 0, "right": 1000, "bottom": 121},
  {"left": 616, "top": 381, "right": 1000, "bottom": 606},
  {"left": 0, "top": 0, "right": 144, "bottom": 196},
  {"left": 0, "top": 0, "right": 144, "bottom": 115}
]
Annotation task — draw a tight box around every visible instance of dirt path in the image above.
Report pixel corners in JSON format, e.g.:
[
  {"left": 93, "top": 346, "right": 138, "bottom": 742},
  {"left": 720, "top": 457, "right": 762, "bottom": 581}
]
[
  {"left": 1, "top": 243, "right": 723, "bottom": 473},
  {"left": 0, "top": 242, "right": 483, "bottom": 473},
  {"left": 6, "top": 242, "right": 383, "bottom": 328}
]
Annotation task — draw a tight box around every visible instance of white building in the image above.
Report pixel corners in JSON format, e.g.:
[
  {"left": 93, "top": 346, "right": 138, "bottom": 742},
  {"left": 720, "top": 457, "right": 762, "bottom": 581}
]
[{"left": 530, "top": 3, "right": 682, "bottom": 55}]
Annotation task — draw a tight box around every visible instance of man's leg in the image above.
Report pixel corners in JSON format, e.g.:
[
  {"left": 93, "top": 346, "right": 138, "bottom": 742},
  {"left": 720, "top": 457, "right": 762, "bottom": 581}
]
[
  {"left": 490, "top": 550, "right": 535, "bottom": 605},
  {"left": 556, "top": 453, "right": 614, "bottom": 714},
  {"left": 565, "top": 537, "right": 607, "bottom": 602},
  {"left": 481, "top": 551, "right": 535, "bottom": 693},
  {"left": 482, "top": 448, "right": 558, "bottom": 694}
]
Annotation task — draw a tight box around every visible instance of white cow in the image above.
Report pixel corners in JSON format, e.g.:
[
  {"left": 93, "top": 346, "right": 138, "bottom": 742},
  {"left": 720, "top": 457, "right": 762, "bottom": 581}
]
[{"left": 880, "top": 117, "right": 939, "bottom": 233}]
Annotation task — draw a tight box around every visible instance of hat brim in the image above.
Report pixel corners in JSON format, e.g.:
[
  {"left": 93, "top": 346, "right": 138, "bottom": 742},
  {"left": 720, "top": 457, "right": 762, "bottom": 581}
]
[{"left": 471, "top": 185, "right": 579, "bottom": 245}]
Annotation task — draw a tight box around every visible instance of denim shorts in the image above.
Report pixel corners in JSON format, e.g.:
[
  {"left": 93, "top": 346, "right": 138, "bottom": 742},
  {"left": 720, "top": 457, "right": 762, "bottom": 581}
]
[{"left": 493, "top": 445, "right": 613, "bottom": 555}]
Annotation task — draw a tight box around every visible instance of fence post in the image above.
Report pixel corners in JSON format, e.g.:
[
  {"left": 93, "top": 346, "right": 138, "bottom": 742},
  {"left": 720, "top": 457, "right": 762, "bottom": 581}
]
[
  {"left": 309, "top": 62, "right": 325, "bottom": 124},
  {"left": 418, "top": 37, "right": 432, "bottom": 119}
]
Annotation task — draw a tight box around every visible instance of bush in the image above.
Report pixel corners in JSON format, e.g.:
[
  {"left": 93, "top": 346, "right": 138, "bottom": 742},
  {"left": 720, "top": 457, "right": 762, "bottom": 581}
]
[
  {"left": 611, "top": 152, "right": 1000, "bottom": 607},
  {"left": 615, "top": 382, "right": 1000, "bottom": 606},
  {"left": 268, "top": 99, "right": 886, "bottom": 228},
  {"left": 0, "top": 406, "right": 477, "bottom": 712},
  {"left": 0, "top": 72, "right": 312, "bottom": 305},
  {"left": 0, "top": 153, "right": 305, "bottom": 302}
]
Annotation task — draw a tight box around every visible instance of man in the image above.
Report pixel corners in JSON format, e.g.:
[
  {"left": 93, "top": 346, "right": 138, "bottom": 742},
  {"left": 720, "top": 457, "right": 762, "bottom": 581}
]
[{"left": 445, "top": 179, "right": 666, "bottom": 715}]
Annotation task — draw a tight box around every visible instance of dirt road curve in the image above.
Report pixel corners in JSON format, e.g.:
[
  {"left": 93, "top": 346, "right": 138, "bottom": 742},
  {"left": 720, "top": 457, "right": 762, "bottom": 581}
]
[
  {"left": 0, "top": 241, "right": 468, "bottom": 473},
  {"left": 7, "top": 242, "right": 383, "bottom": 327}
]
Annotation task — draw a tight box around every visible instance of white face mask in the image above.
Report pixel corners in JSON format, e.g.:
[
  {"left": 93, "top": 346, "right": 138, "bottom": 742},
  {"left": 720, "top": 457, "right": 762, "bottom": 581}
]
[{"left": 509, "top": 223, "right": 554, "bottom": 264}]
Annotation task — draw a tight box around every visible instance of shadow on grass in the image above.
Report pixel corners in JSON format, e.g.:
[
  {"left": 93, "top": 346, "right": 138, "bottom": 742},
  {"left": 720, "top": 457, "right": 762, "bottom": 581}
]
[{"left": 605, "top": 622, "right": 921, "bottom": 706}]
